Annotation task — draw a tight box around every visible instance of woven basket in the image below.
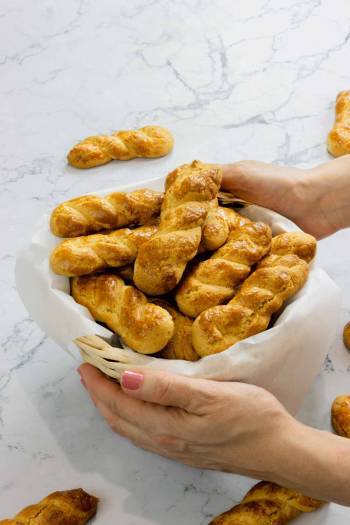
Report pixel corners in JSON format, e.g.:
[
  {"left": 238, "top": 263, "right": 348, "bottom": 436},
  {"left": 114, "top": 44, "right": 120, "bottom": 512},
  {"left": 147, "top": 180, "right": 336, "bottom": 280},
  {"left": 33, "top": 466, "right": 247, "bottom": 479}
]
[{"left": 16, "top": 176, "right": 340, "bottom": 413}]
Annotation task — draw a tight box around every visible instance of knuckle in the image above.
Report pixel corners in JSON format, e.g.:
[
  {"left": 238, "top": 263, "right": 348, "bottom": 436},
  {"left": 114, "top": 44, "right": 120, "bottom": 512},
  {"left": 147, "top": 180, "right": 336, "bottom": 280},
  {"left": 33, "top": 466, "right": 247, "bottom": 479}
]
[
  {"left": 232, "top": 160, "right": 256, "bottom": 175},
  {"left": 133, "top": 440, "right": 151, "bottom": 452},
  {"left": 199, "top": 386, "right": 217, "bottom": 406},
  {"left": 193, "top": 384, "right": 220, "bottom": 412},
  {"left": 109, "top": 418, "right": 126, "bottom": 437},
  {"left": 191, "top": 414, "right": 211, "bottom": 434},
  {"left": 153, "top": 433, "right": 188, "bottom": 453},
  {"left": 154, "top": 376, "right": 173, "bottom": 404},
  {"left": 105, "top": 397, "right": 120, "bottom": 415}
]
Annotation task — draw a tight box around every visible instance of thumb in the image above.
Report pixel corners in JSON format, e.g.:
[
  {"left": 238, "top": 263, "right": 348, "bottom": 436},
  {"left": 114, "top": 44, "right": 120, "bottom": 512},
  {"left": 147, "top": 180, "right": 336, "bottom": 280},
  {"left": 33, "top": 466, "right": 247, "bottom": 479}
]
[{"left": 120, "top": 369, "right": 210, "bottom": 413}]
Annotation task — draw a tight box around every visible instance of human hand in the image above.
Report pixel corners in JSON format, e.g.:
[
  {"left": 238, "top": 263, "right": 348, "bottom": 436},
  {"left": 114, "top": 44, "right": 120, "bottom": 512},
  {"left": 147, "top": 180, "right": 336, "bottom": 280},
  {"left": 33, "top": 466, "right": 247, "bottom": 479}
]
[
  {"left": 78, "top": 364, "right": 350, "bottom": 504},
  {"left": 78, "top": 364, "right": 296, "bottom": 480},
  {"left": 221, "top": 156, "right": 350, "bottom": 239}
]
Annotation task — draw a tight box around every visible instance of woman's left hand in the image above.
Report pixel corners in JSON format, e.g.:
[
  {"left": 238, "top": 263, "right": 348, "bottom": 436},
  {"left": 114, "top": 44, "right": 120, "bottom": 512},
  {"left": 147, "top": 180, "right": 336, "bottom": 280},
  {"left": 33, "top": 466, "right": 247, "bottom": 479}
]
[{"left": 78, "top": 364, "right": 296, "bottom": 480}]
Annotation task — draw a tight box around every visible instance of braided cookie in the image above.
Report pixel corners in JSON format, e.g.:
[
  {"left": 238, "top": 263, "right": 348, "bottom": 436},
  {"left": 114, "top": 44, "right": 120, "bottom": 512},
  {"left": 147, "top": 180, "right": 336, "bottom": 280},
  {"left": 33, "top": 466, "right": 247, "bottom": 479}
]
[
  {"left": 200, "top": 205, "right": 228, "bottom": 252},
  {"left": 68, "top": 125, "right": 174, "bottom": 168},
  {"left": 50, "top": 223, "right": 158, "bottom": 277},
  {"left": 134, "top": 161, "right": 222, "bottom": 295},
  {"left": 331, "top": 395, "right": 350, "bottom": 438},
  {"left": 193, "top": 253, "right": 309, "bottom": 356},
  {"left": 264, "top": 232, "right": 317, "bottom": 264},
  {"left": 0, "top": 488, "right": 98, "bottom": 525},
  {"left": 71, "top": 274, "right": 174, "bottom": 354},
  {"left": 50, "top": 188, "right": 163, "bottom": 238},
  {"left": 176, "top": 214, "right": 272, "bottom": 317},
  {"left": 209, "top": 481, "right": 323, "bottom": 524},
  {"left": 200, "top": 206, "right": 242, "bottom": 252},
  {"left": 153, "top": 300, "right": 199, "bottom": 361},
  {"left": 192, "top": 231, "right": 316, "bottom": 356},
  {"left": 327, "top": 91, "right": 350, "bottom": 157}
]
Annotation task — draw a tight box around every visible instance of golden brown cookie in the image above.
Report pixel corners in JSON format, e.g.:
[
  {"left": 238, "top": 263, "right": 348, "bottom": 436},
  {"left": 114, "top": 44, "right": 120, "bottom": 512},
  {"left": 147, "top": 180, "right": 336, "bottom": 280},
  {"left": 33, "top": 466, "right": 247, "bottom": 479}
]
[
  {"left": 68, "top": 125, "right": 174, "bottom": 168},
  {"left": 327, "top": 91, "right": 350, "bottom": 157},
  {"left": 209, "top": 481, "right": 323, "bottom": 524},
  {"left": 0, "top": 488, "right": 98, "bottom": 525}
]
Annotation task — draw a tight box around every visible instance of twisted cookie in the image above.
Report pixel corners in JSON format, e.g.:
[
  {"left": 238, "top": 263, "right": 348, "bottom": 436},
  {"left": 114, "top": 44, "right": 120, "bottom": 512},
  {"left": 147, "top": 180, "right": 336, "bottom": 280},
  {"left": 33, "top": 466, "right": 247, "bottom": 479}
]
[
  {"left": 193, "top": 232, "right": 316, "bottom": 356},
  {"left": 71, "top": 273, "right": 174, "bottom": 354},
  {"left": 176, "top": 213, "right": 272, "bottom": 317},
  {"left": 68, "top": 125, "right": 174, "bottom": 168},
  {"left": 50, "top": 188, "right": 233, "bottom": 246},
  {"left": 331, "top": 395, "right": 350, "bottom": 438},
  {"left": 264, "top": 231, "right": 317, "bottom": 264},
  {"left": 327, "top": 91, "right": 350, "bottom": 157},
  {"left": 0, "top": 488, "right": 98, "bottom": 525},
  {"left": 50, "top": 188, "right": 163, "bottom": 238},
  {"left": 153, "top": 300, "right": 199, "bottom": 361},
  {"left": 199, "top": 206, "right": 242, "bottom": 252},
  {"left": 50, "top": 223, "right": 158, "bottom": 277},
  {"left": 134, "top": 161, "right": 222, "bottom": 295},
  {"left": 209, "top": 481, "right": 323, "bottom": 524}
]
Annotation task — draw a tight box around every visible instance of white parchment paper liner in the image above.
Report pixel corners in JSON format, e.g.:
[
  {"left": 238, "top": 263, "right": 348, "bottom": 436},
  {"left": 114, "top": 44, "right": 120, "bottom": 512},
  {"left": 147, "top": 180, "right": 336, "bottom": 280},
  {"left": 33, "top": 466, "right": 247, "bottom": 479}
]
[{"left": 15, "top": 176, "right": 341, "bottom": 414}]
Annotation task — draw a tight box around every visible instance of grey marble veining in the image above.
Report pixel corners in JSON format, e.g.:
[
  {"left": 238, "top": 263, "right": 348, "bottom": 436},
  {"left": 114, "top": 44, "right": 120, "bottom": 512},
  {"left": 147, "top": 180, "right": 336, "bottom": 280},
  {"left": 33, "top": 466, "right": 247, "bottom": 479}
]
[{"left": 1, "top": 0, "right": 350, "bottom": 523}]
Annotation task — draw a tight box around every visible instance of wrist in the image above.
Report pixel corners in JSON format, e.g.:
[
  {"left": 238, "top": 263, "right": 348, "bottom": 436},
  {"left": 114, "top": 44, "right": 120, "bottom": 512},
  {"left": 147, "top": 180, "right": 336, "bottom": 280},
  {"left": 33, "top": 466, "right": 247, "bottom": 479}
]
[
  {"left": 221, "top": 161, "right": 313, "bottom": 230},
  {"left": 306, "top": 156, "right": 350, "bottom": 236},
  {"left": 270, "top": 419, "right": 350, "bottom": 505}
]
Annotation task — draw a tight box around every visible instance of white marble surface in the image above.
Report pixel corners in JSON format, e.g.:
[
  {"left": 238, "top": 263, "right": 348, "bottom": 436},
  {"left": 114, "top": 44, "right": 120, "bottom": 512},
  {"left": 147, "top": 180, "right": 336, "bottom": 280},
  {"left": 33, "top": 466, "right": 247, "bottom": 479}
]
[{"left": 1, "top": 0, "right": 350, "bottom": 523}]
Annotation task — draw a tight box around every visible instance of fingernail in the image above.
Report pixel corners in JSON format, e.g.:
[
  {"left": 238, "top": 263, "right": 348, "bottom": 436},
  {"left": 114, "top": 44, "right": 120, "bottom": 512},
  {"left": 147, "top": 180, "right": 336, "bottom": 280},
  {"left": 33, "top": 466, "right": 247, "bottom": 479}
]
[
  {"left": 77, "top": 367, "right": 82, "bottom": 377},
  {"left": 80, "top": 377, "right": 87, "bottom": 389},
  {"left": 121, "top": 371, "right": 144, "bottom": 390}
]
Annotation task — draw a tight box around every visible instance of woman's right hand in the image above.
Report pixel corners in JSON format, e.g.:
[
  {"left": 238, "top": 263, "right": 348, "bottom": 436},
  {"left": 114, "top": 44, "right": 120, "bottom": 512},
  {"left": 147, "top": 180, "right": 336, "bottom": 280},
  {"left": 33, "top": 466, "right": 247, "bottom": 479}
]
[
  {"left": 79, "top": 364, "right": 350, "bottom": 506},
  {"left": 221, "top": 155, "right": 350, "bottom": 239}
]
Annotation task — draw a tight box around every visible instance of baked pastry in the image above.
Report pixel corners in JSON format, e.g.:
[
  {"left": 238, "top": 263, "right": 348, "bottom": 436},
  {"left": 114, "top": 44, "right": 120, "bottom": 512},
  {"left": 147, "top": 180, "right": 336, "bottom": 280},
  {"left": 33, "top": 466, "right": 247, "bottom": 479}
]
[
  {"left": 343, "top": 321, "right": 350, "bottom": 351},
  {"left": 209, "top": 481, "right": 323, "bottom": 524},
  {"left": 134, "top": 161, "right": 222, "bottom": 295},
  {"left": 153, "top": 300, "right": 199, "bottom": 361},
  {"left": 68, "top": 125, "right": 174, "bottom": 168},
  {"left": 176, "top": 214, "right": 272, "bottom": 317},
  {"left": 262, "top": 232, "right": 317, "bottom": 264},
  {"left": 0, "top": 488, "right": 98, "bottom": 525},
  {"left": 71, "top": 273, "right": 174, "bottom": 354},
  {"left": 50, "top": 188, "right": 163, "bottom": 238},
  {"left": 199, "top": 205, "right": 229, "bottom": 252},
  {"left": 50, "top": 223, "right": 158, "bottom": 277},
  {"left": 192, "top": 231, "right": 316, "bottom": 356},
  {"left": 193, "top": 253, "right": 309, "bottom": 356},
  {"left": 327, "top": 91, "right": 350, "bottom": 157},
  {"left": 200, "top": 206, "right": 245, "bottom": 252},
  {"left": 50, "top": 205, "right": 237, "bottom": 278},
  {"left": 50, "top": 184, "right": 236, "bottom": 246},
  {"left": 331, "top": 395, "right": 350, "bottom": 438}
]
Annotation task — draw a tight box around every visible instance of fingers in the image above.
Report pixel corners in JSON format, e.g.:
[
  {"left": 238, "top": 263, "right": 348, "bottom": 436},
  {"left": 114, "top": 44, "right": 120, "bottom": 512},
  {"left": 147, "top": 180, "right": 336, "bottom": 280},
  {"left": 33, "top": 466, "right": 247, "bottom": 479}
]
[
  {"left": 78, "top": 364, "right": 185, "bottom": 435},
  {"left": 89, "top": 392, "right": 155, "bottom": 449},
  {"left": 221, "top": 161, "right": 261, "bottom": 192},
  {"left": 80, "top": 369, "right": 193, "bottom": 457},
  {"left": 78, "top": 364, "right": 153, "bottom": 427},
  {"left": 78, "top": 364, "right": 220, "bottom": 441},
  {"left": 91, "top": 395, "right": 190, "bottom": 458},
  {"left": 120, "top": 369, "right": 216, "bottom": 414}
]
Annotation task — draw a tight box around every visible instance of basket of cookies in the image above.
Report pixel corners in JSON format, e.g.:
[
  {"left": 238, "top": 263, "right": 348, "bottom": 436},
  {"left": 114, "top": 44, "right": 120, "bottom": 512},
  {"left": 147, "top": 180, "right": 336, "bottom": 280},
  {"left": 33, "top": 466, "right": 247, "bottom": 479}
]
[{"left": 16, "top": 159, "right": 340, "bottom": 413}]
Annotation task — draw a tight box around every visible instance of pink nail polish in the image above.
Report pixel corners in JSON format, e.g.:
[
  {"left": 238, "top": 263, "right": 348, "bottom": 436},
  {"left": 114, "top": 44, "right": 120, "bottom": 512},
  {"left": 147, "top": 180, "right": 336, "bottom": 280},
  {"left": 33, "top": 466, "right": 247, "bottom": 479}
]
[{"left": 121, "top": 371, "right": 144, "bottom": 390}]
